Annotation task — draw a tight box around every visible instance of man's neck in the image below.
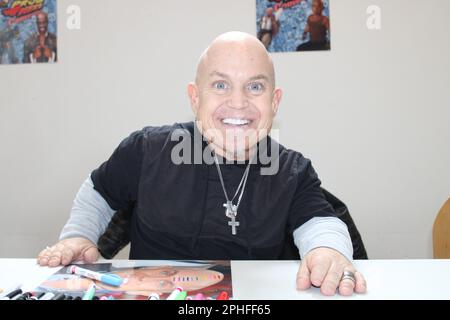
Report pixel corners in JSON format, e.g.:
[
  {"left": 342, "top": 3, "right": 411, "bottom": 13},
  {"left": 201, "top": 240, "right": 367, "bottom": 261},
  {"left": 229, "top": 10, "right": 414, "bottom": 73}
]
[{"left": 210, "top": 144, "right": 255, "bottom": 163}]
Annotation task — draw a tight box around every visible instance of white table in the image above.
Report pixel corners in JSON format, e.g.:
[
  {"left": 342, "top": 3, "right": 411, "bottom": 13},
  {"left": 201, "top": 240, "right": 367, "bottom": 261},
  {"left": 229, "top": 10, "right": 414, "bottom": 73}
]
[{"left": 1, "top": 259, "right": 449, "bottom": 299}]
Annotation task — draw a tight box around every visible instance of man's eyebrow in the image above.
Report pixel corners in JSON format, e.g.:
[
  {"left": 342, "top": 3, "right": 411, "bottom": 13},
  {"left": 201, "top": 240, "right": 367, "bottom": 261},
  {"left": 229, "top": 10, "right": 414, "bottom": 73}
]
[
  {"left": 209, "top": 71, "right": 270, "bottom": 82},
  {"left": 248, "top": 74, "right": 270, "bottom": 82},
  {"left": 209, "top": 71, "right": 230, "bottom": 79}
]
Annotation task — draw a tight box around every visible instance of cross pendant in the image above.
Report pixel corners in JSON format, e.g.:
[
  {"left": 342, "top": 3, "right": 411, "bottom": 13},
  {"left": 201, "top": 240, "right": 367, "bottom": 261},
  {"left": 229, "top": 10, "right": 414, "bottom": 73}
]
[{"left": 228, "top": 214, "right": 240, "bottom": 235}]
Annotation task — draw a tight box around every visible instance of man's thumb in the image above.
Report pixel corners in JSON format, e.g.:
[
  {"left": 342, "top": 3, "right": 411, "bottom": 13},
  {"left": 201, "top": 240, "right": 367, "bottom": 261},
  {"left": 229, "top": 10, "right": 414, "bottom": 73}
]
[{"left": 82, "top": 246, "right": 100, "bottom": 263}]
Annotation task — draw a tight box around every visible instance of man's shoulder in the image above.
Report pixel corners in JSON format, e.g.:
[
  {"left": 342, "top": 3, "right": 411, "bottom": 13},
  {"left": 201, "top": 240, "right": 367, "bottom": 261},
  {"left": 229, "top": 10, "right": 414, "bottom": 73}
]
[
  {"left": 138, "top": 122, "right": 193, "bottom": 138},
  {"left": 275, "top": 141, "right": 312, "bottom": 174},
  {"left": 129, "top": 122, "right": 193, "bottom": 150}
]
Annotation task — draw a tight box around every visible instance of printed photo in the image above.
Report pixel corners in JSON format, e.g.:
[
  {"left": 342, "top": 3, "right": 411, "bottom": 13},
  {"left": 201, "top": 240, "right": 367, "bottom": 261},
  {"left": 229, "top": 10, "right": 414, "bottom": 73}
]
[
  {"left": 0, "top": 0, "right": 57, "bottom": 64},
  {"left": 256, "top": 0, "right": 330, "bottom": 52}
]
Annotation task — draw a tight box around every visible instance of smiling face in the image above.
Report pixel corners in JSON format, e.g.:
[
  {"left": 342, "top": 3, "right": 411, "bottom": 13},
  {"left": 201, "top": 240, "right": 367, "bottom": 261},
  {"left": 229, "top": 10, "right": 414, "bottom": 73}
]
[
  {"left": 36, "top": 12, "right": 48, "bottom": 34},
  {"left": 188, "top": 32, "right": 282, "bottom": 160}
]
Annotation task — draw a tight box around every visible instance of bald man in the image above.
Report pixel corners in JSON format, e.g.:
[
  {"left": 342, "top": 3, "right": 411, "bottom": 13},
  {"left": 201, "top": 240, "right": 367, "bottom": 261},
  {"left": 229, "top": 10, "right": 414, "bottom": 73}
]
[
  {"left": 38, "top": 32, "right": 366, "bottom": 296},
  {"left": 23, "top": 12, "right": 57, "bottom": 63}
]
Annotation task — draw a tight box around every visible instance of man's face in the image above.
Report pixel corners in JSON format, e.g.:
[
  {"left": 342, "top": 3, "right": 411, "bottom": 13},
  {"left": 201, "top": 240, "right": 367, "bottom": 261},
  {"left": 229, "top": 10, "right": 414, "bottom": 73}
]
[
  {"left": 36, "top": 13, "right": 48, "bottom": 34},
  {"left": 188, "top": 39, "right": 281, "bottom": 158},
  {"left": 312, "top": 1, "right": 323, "bottom": 15},
  {"left": 266, "top": 8, "right": 273, "bottom": 16}
]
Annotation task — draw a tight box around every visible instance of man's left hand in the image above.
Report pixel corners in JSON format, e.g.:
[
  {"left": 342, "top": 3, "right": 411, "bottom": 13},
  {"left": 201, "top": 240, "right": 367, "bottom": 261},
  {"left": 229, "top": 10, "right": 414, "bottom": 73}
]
[{"left": 297, "top": 247, "right": 367, "bottom": 296}]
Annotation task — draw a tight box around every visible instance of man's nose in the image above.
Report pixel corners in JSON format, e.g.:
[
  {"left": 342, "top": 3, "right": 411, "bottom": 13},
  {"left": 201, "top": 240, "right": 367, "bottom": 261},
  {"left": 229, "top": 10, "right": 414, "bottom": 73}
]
[{"left": 226, "top": 90, "right": 249, "bottom": 109}]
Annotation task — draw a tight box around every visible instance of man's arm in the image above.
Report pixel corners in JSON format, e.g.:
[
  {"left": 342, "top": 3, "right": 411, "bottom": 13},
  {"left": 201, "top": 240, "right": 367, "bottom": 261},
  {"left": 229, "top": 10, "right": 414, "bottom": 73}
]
[
  {"left": 37, "top": 176, "right": 115, "bottom": 266},
  {"left": 59, "top": 175, "right": 115, "bottom": 244},
  {"left": 293, "top": 217, "right": 367, "bottom": 296},
  {"left": 293, "top": 216, "right": 353, "bottom": 261}
]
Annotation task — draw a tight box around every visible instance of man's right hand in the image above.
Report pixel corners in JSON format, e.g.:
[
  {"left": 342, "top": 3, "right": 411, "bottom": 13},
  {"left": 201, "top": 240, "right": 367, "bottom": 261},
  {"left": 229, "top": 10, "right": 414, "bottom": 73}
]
[{"left": 37, "top": 237, "right": 99, "bottom": 267}]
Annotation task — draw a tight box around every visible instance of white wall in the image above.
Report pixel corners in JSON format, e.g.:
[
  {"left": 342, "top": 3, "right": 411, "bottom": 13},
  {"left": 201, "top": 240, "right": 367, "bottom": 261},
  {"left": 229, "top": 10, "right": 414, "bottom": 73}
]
[{"left": 0, "top": 0, "right": 449, "bottom": 259}]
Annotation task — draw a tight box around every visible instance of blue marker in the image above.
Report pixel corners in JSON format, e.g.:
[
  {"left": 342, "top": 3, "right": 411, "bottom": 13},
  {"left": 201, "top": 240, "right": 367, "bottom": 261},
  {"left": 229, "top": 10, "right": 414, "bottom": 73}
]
[{"left": 68, "top": 265, "right": 123, "bottom": 287}]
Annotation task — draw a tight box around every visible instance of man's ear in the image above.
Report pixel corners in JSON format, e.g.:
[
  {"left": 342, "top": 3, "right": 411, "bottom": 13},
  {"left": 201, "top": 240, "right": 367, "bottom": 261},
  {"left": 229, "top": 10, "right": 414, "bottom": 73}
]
[
  {"left": 187, "top": 82, "right": 200, "bottom": 116},
  {"left": 271, "top": 87, "right": 282, "bottom": 115}
]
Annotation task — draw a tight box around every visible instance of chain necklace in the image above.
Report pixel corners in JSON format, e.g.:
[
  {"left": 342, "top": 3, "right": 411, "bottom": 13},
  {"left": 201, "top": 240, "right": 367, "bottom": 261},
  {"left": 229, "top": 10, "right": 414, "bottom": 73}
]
[{"left": 213, "top": 153, "right": 252, "bottom": 235}]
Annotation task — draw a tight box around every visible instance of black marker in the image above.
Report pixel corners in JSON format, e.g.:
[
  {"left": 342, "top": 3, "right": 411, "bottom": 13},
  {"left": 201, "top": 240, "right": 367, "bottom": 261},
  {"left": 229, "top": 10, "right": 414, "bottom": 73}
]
[
  {"left": 52, "top": 293, "right": 66, "bottom": 300},
  {"left": 73, "top": 296, "right": 82, "bottom": 300},
  {"left": 1, "top": 289, "right": 23, "bottom": 300},
  {"left": 65, "top": 296, "right": 74, "bottom": 300},
  {"left": 35, "top": 292, "right": 46, "bottom": 300}
]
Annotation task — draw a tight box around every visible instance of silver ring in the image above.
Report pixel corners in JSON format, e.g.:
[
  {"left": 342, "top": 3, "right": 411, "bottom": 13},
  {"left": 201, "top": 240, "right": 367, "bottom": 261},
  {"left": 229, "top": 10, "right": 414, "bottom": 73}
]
[{"left": 341, "top": 270, "right": 356, "bottom": 283}]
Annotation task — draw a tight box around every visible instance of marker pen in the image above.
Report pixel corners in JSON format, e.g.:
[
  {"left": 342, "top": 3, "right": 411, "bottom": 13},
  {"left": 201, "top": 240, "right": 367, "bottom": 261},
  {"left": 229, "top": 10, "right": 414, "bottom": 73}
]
[
  {"left": 0, "top": 283, "right": 22, "bottom": 299},
  {"left": 68, "top": 265, "right": 123, "bottom": 287},
  {"left": 148, "top": 293, "right": 160, "bottom": 300},
  {"left": 82, "top": 283, "right": 96, "bottom": 300},
  {"left": 194, "top": 293, "right": 206, "bottom": 300},
  {"left": 52, "top": 293, "right": 66, "bottom": 300},
  {"left": 194, "top": 293, "right": 205, "bottom": 300},
  {"left": 217, "top": 291, "right": 229, "bottom": 300},
  {"left": 39, "top": 292, "right": 55, "bottom": 300},
  {"left": 166, "top": 287, "right": 183, "bottom": 300},
  {"left": 35, "top": 292, "right": 46, "bottom": 300},
  {"left": 73, "top": 296, "right": 82, "bottom": 300},
  {"left": 174, "top": 291, "right": 187, "bottom": 300},
  {"left": 0, "top": 289, "right": 23, "bottom": 300},
  {"left": 65, "top": 296, "right": 74, "bottom": 300}
]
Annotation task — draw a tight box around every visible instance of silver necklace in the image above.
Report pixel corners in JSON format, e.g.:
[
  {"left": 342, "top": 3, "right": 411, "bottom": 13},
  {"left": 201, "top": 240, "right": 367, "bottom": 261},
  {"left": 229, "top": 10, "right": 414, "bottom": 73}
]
[{"left": 213, "top": 154, "right": 252, "bottom": 235}]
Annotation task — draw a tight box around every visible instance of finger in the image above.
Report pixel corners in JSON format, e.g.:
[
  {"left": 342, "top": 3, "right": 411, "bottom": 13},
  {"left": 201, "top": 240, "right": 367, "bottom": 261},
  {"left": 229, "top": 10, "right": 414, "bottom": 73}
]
[
  {"left": 37, "top": 247, "right": 51, "bottom": 266},
  {"left": 82, "top": 246, "right": 99, "bottom": 263},
  {"left": 60, "top": 247, "right": 76, "bottom": 266},
  {"left": 48, "top": 250, "right": 63, "bottom": 267},
  {"left": 309, "top": 257, "right": 331, "bottom": 288},
  {"left": 354, "top": 271, "right": 367, "bottom": 294},
  {"left": 338, "top": 271, "right": 356, "bottom": 296},
  {"left": 296, "top": 261, "right": 311, "bottom": 290},
  {"left": 321, "top": 264, "right": 344, "bottom": 296}
]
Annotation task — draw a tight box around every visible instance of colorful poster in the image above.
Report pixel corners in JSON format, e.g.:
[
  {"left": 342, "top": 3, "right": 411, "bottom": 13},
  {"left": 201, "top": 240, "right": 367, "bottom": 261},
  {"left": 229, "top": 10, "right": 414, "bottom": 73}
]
[
  {"left": 35, "top": 261, "right": 233, "bottom": 300},
  {"left": 256, "top": 0, "right": 330, "bottom": 53},
  {"left": 0, "top": 0, "right": 57, "bottom": 64}
]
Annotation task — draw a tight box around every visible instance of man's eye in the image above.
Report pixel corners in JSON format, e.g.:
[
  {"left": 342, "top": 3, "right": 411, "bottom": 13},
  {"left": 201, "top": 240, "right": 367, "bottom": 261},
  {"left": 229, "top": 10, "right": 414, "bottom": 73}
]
[
  {"left": 248, "top": 82, "right": 264, "bottom": 92},
  {"left": 160, "top": 269, "right": 177, "bottom": 276},
  {"left": 214, "top": 81, "right": 228, "bottom": 90}
]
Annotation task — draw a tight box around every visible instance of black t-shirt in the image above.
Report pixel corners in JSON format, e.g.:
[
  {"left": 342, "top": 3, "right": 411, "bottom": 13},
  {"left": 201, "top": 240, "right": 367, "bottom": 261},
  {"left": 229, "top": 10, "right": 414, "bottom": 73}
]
[{"left": 91, "top": 122, "right": 335, "bottom": 260}]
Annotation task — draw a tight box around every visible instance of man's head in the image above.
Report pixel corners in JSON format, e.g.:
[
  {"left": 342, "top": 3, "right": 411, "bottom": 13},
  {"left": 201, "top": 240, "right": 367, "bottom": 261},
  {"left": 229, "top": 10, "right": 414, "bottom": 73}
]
[
  {"left": 36, "top": 12, "right": 48, "bottom": 34},
  {"left": 312, "top": 0, "right": 324, "bottom": 15},
  {"left": 265, "top": 7, "right": 274, "bottom": 16},
  {"left": 187, "top": 31, "right": 282, "bottom": 160}
]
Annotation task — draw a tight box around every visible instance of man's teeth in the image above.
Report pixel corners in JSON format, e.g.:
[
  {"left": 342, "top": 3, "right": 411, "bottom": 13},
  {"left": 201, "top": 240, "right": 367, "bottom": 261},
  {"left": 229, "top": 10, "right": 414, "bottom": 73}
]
[{"left": 222, "top": 118, "right": 250, "bottom": 126}]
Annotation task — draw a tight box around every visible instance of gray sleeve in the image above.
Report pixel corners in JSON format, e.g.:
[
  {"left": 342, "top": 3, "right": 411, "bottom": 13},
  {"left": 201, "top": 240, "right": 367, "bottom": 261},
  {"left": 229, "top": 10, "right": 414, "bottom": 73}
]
[
  {"left": 293, "top": 216, "right": 353, "bottom": 262},
  {"left": 59, "top": 175, "right": 116, "bottom": 244}
]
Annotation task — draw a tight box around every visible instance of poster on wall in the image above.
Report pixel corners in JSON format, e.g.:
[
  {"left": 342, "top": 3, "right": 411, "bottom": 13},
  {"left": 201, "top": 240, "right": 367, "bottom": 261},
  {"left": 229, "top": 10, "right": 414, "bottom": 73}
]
[
  {"left": 256, "top": 0, "right": 330, "bottom": 53},
  {"left": 0, "top": 0, "right": 57, "bottom": 65}
]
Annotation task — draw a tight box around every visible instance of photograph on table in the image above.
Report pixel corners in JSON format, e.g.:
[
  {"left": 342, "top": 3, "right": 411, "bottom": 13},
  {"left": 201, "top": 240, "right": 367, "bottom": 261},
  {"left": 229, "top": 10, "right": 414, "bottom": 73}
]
[
  {"left": 256, "top": 0, "right": 330, "bottom": 52},
  {"left": 35, "top": 260, "right": 233, "bottom": 300},
  {"left": 0, "top": 0, "right": 57, "bottom": 64}
]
